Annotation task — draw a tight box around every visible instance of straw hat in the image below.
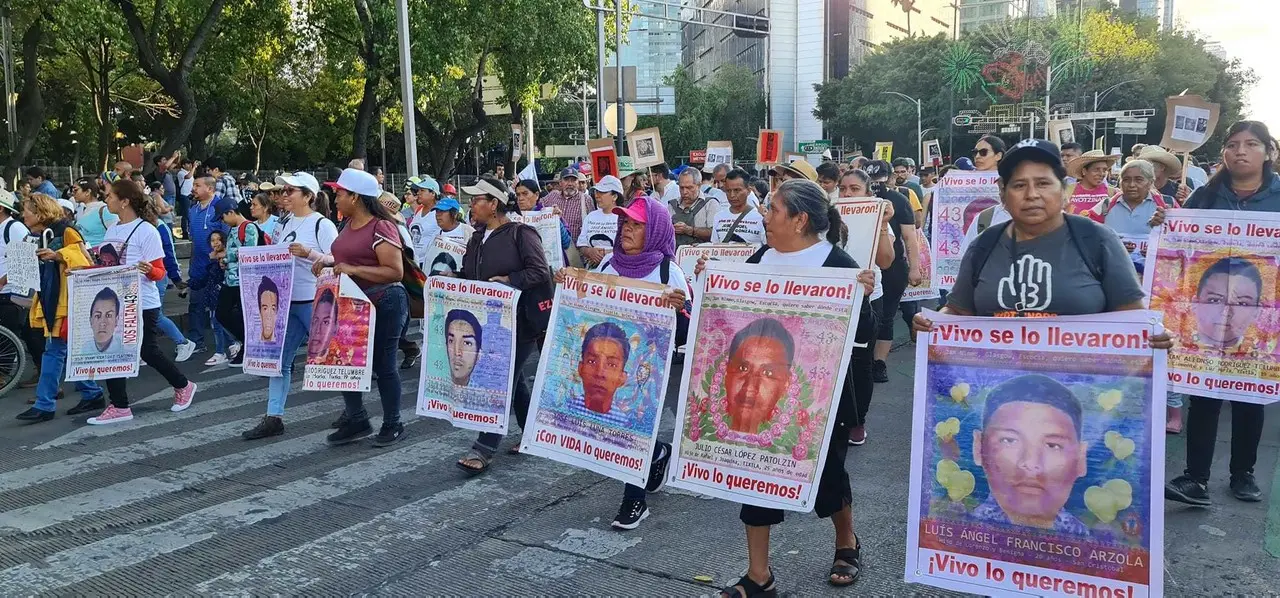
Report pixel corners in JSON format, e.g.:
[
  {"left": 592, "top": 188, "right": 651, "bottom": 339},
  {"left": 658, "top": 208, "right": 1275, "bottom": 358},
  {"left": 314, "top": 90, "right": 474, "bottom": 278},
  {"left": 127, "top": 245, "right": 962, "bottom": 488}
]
[
  {"left": 1067, "top": 150, "right": 1119, "bottom": 179},
  {"left": 1137, "top": 146, "right": 1183, "bottom": 174},
  {"left": 773, "top": 159, "right": 818, "bottom": 182}
]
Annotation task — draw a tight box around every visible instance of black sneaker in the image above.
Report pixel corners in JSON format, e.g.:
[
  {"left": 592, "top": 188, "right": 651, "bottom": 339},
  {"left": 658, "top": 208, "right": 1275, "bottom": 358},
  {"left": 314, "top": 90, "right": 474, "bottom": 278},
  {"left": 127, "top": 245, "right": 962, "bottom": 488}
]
[
  {"left": 1230, "top": 474, "right": 1263, "bottom": 502},
  {"left": 399, "top": 351, "right": 420, "bottom": 370},
  {"left": 67, "top": 397, "right": 106, "bottom": 416},
  {"left": 611, "top": 498, "right": 649, "bottom": 530},
  {"left": 1165, "top": 475, "right": 1211, "bottom": 506},
  {"left": 645, "top": 442, "right": 671, "bottom": 492},
  {"left": 326, "top": 418, "right": 373, "bottom": 446},
  {"left": 242, "top": 415, "right": 285, "bottom": 440},
  {"left": 873, "top": 360, "right": 889, "bottom": 383},
  {"left": 372, "top": 422, "right": 407, "bottom": 447},
  {"left": 15, "top": 407, "right": 54, "bottom": 422},
  {"left": 331, "top": 412, "right": 352, "bottom": 429}
]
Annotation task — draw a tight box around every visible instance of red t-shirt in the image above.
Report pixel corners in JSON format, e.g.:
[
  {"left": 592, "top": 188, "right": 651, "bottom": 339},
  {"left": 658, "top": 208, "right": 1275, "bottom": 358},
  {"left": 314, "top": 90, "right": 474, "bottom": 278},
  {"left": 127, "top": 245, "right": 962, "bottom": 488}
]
[{"left": 330, "top": 218, "right": 402, "bottom": 289}]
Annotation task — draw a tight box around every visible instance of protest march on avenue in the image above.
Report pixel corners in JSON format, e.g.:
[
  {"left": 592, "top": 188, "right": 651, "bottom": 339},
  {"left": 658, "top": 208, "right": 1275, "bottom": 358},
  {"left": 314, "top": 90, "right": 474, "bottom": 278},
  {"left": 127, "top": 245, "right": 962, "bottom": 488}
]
[{"left": 0, "top": 3, "right": 1277, "bottom": 592}]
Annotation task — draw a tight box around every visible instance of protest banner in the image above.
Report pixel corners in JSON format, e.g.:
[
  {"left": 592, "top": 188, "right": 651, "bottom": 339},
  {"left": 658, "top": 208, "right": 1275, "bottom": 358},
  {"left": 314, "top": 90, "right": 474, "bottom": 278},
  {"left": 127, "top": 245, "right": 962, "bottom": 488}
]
[
  {"left": 1047, "top": 120, "right": 1076, "bottom": 146},
  {"left": 6, "top": 240, "right": 39, "bottom": 293},
  {"left": 903, "top": 239, "right": 939, "bottom": 302},
  {"left": 929, "top": 171, "right": 1001, "bottom": 291},
  {"left": 705, "top": 141, "right": 733, "bottom": 171},
  {"left": 511, "top": 124, "right": 523, "bottom": 161},
  {"left": 925, "top": 139, "right": 943, "bottom": 167},
  {"left": 756, "top": 129, "right": 783, "bottom": 165},
  {"left": 906, "top": 310, "right": 1165, "bottom": 598},
  {"left": 588, "top": 138, "right": 618, "bottom": 181},
  {"left": 416, "top": 277, "right": 521, "bottom": 434},
  {"left": 510, "top": 209, "right": 565, "bottom": 271},
  {"left": 833, "top": 198, "right": 885, "bottom": 271},
  {"left": 1160, "top": 95, "right": 1220, "bottom": 154},
  {"left": 520, "top": 269, "right": 677, "bottom": 485},
  {"left": 66, "top": 265, "right": 142, "bottom": 381},
  {"left": 673, "top": 243, "right": 759, "bottom": 287},
  {"left": 303, "top": 271, "right": 375, "bottom": 392},
  {"left": 1143, "top": 208, "right": 1280, "bottom": 404},
  {"left": 668, "top": 261, "right": 864, "bottom": 511},
  {"left": 875, "top": 141, "right": 894, "bottom": 162},
  {"left": 422, "top": 235, "right": 467, "bottom": 277},
  {"left": 628, "top": 127, "right": 665, "bottom": 168},
  {"left": 237, "top": 245, "right": 295, "bottom": 376}
]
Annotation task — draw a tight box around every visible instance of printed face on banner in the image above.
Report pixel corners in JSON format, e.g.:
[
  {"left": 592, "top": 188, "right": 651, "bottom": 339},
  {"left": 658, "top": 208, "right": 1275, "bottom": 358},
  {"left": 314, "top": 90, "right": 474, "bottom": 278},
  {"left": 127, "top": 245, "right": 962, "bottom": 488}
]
[
  {"left": 915, "top": 334, "right": 1159, "bottom": 591},
  {"left": 446, "top": 311, "right": 482, "bottom": 385},
  {"left": 578, "top": 323, "right": 631, "bottom": 413},
  {"left": 308, "top": 287, "right": 339, "bottom": 360},
  {"left": 257, "top": 281, "right": 280, "bottom": 342},
  {"left": 1153, "top": 250, "right": 1274, "bottom": 355},
  {"left": 306, "top": 275, "right": 371, "bottom": 368},
  {"left": 723, "top": 322, "right": 794, "bottom": 433},
  {"left": 89, "top": 289, "right": 121, "bottom": 352}
]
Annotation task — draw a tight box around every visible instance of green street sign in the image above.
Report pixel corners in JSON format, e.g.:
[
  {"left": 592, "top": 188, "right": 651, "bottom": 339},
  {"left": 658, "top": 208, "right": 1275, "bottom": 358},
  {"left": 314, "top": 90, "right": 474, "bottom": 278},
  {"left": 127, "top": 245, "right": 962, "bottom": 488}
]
[{"left": 797, "top": 140, "right": 831, "bottom": 154}]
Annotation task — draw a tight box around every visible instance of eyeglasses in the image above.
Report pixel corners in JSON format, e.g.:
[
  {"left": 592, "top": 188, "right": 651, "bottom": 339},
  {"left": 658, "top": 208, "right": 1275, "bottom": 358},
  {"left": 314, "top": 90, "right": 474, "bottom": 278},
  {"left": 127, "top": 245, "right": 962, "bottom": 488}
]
[
  {"left": 280, "top": 187, "right": 297, "bottom": 195},
  {"left": 972, "top": 148, "right": 991, "bottom": 157}
]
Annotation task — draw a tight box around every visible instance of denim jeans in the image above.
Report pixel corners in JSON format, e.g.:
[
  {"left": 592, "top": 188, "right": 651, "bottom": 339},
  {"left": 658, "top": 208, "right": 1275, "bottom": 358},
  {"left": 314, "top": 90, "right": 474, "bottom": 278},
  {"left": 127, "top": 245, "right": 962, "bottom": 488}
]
[
  {"left": 1166, "top": 392, "right": 1185, "bottom": 408},
  {"left": 472, "top": 339, "right": 540, "bottom": 458},
  {"left": 34, "top": 337, "right": 102, "bottom": 412},
  {"left": 342, "top": 286, "right": 409, "bottom": 425},
  {"left": 187, "top": 291, "right": 213, "bottom": 348},
  {"left": 267, "top": 302, "right": 313, "bottom": 417},
  {"left": 155, "top": 283, "right": 188, "bottom": 346}
]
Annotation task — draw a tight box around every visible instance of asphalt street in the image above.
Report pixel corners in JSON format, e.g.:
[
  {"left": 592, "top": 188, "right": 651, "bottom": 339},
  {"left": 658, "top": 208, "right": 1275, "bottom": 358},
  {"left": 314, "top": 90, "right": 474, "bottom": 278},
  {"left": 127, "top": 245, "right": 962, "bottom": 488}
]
[{"left": 0, "top": 313, "right": 1277, "bottom": 596}]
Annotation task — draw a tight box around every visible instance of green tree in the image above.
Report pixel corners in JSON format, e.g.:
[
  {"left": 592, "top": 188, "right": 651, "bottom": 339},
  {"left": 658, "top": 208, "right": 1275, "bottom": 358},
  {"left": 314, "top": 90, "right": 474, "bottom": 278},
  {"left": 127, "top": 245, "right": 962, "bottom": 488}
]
[{"left": 637, "top": 65, "right": 767, "bottom": 164}]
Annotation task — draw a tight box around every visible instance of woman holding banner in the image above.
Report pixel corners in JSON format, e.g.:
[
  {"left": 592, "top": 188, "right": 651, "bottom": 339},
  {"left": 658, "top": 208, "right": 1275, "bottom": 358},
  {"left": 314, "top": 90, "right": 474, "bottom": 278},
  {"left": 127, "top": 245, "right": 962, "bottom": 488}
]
[
  {"left": 1165, "top": 120, "right": 1279, "bottom": 506},
  {"left": 514, "top": 179, "right": 572, "bottom": 264},
  {"left": 708, "top": 179, "right": 877, "bottom": 595},
  {"left": 86, "top": 181, "right": 198, "bottom": 425},
  {"left": 13, "top": 194, "right": 101, "bottom": 423},
  {"left": 454, "top": 176, "right": 551, "bottom": 476},
  {"left": 312, "top": 169, "right": 409, "bottom": 447},
  {"left": 242, "top": 172, "right": 338, "bottom": 441},
  {"left": 552, "top": 194, "right": 691, "bottom": 529}
]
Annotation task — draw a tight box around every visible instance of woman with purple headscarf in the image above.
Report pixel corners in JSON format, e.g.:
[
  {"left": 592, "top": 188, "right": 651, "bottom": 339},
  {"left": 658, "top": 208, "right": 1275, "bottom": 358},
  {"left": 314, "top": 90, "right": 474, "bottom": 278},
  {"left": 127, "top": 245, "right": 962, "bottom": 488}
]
[{"left": 552, "top": 195, "right": 692, "bottom": 530}]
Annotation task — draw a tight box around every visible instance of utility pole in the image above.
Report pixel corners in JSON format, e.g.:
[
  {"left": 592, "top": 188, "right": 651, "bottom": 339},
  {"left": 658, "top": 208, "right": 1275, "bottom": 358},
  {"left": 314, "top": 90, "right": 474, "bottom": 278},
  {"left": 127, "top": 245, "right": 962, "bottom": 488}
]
[{"left": 395, "top": 0, "right": 418, "bottom": 176}]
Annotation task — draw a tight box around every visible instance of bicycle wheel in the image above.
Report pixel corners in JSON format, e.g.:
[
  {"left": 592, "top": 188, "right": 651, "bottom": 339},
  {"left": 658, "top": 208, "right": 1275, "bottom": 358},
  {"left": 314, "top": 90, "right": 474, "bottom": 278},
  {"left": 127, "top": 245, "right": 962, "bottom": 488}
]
[{"left": 0, "top": 325, "right": 29, "bottom": 398}]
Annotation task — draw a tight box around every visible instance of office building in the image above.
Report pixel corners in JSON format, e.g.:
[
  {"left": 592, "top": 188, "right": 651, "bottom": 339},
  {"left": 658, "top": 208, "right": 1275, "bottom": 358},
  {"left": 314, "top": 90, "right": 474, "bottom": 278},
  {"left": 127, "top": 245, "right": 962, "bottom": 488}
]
[
  {"left": 616, "top": 3, "right": 683, "bottom": 115},
  {"left": 958, "top": 0, "right": 1056, "bottom": 34},
  {"left": 1118, "top": 0, "right": 1175, "bottom": 30}
]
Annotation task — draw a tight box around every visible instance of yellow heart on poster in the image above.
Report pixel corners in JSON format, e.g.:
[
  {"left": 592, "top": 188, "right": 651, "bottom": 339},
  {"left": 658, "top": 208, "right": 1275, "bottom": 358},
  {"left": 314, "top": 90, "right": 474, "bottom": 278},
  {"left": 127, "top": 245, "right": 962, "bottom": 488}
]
[
  {"left": 1112, "top": 437, "right": 1135, "bottom": 461},
  {"left": 1104, "top": 430, "right": 1121, "bottom": 451},
  {"left": 934, "top": 417, "right": 961, "bottom": 441},
  {"left": 946, "top": 470, "right": 975, "bottom": 502},
  {"left": 949, "top": 382, "right": 970, "bottom": 403},
  {"left": 935, "top": 459, "right": 960, "bottom": 485},
  {"left": 1096, "top": 389, "right": 1123, "bottom": 411},
  {"left": 1104, "top": 479, "right": 1133, "bottom": 510},
  {"left": 1085, "top": 478, "right": 1134, "bottom": 523}
]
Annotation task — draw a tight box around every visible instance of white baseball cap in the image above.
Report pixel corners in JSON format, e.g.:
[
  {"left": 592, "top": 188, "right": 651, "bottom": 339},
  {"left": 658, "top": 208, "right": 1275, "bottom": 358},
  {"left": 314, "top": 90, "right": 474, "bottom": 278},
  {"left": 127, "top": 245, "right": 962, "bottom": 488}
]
[
  {"left": 274, "top": 171, "right": 321, "bottom": 195},
  {"left": 593, "top": 175, "right": 624, "bottom": 196},
  {"left": 334, "top": 168, "right": 381, "bottom": 197}
]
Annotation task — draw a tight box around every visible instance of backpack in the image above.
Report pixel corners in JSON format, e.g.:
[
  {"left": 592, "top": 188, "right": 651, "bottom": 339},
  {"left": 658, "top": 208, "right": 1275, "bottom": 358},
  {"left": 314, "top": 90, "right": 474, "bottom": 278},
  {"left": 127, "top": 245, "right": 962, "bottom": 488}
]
[
  {"left": 967, "top": 214, "right": 1105, "bottom": 289},
  {"left": 1, "top": 220, "right": 15, "bottom": 245},
  {"left": 236, "top": 221, "right": 272, "bottom": 246}
]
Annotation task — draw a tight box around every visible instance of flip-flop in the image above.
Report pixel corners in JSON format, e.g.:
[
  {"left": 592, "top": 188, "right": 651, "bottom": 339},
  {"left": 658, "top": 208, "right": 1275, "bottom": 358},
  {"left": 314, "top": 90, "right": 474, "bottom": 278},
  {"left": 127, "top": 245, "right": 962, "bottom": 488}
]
[{"left": 455, "top": 449, "right": 492, "bottom": 476}]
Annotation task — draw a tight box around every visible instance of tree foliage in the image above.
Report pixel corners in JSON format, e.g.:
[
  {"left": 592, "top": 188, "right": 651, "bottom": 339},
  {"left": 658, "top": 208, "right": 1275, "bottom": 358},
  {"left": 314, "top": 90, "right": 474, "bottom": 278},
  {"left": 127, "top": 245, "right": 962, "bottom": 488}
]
[{"left": 637, "top": 65, "right": 767, "bottom": 163}]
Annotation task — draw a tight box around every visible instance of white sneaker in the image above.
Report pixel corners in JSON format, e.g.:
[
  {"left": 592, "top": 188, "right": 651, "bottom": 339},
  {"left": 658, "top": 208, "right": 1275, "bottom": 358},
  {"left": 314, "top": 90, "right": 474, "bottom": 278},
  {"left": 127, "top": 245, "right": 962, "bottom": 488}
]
[
  {"left": 228, "top": 342, "right": 243, "bottom": 360},
  {"left": 204, "top": 353, "right": 228, "bottom": 366},
  {"left": 175, "top": 341, "right": 196, "bottom": 362}
]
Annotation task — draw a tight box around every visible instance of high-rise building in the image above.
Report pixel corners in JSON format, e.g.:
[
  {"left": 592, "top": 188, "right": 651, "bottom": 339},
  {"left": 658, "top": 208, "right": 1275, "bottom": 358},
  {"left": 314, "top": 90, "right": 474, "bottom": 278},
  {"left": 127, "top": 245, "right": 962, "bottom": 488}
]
[
  {"left": 680, "top": 0, "right": 955, "bottom": 152},
  {"left": 616, "top": 3, "right": 683, "bottom": 115},
  {"left": 1118, "top": 0, "right": 1175, "bottom": 30},
  {"left": 958, "top": 0, "right": 1055, "bottom": 35}
]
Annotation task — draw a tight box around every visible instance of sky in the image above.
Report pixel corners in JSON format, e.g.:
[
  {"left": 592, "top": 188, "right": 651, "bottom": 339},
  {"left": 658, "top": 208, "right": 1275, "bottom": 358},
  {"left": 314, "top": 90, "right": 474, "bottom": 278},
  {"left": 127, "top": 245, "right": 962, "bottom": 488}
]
[{"left": 1175, "top": 0, "right": 1279, "bottom": 127}]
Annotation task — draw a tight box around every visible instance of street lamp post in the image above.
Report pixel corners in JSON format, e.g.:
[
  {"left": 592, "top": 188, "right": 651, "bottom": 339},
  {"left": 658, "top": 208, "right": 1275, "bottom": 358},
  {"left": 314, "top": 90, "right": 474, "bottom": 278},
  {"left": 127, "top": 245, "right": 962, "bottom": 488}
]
[
  {"left": 1044, "top": 56, "right": 1085, "bottom": 138},
  {"left": 1092, "top": 78, "right": 1140, "bottom": 149},
  {"left": 395, "top": 0, "right": 418, "bottom": 176},
  {"left": 882, "top": 91, "right": 922, "bottom": 166}
]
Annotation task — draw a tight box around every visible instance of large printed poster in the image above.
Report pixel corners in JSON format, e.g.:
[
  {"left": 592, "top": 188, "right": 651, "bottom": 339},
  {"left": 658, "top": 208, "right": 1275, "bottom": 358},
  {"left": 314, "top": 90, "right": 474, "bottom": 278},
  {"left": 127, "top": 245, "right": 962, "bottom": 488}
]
[
  {"left": 906, "top": 310, "right": 1165, "bottom": 598},
  {"left": 673, "top": 243, "right": 758, "bottom": 288},
  {"left": 511, "top": 209, "right": 564, "bottom": 271},
  {"left": 422, "top": 236, "right": 467, "bottom": 277},
  {"left": 237, "top": 245, "right": 295, "bottom": 376},
  {"left": 903, "top": 238, "right": 939, "bottom": 302},
  {"left": 303, "top": 271, "right": 375, "bottom": 392},
  {"left": 66, "top": 265, "right": 142, "bottom": 381},
  {"left": 668, "top": 262, "right": 863, "bottom": 511},
  {"left": 834, "top": 198, "right": 885, "bottom": 270},
  {"left": 930, "top": 171, "right": 1001, "bottom": 291},
  {"left": 1144, "top": 208, "right": 1280, "bottom": 404},
  {"left": 520, "top": 269, "right": 677, "bottom": 486},
  {"left": 415, "top": 277, "right": 521, "bottom": 434}
]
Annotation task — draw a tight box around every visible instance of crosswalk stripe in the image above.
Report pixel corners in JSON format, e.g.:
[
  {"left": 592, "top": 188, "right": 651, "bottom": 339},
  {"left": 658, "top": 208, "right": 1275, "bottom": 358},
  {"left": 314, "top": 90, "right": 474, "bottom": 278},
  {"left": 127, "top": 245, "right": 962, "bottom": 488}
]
[
  {"left": 0, "top": 392, "right": 420, "bottom": 534},
  {"left": 190, "top": 457, "right": 580, "bottom": 594},
  {"left": 0, "top": 394, "right": 347, "bottom": 493},
  {"left": 0, "top": 426, "right": 475, "bottom": 595}
]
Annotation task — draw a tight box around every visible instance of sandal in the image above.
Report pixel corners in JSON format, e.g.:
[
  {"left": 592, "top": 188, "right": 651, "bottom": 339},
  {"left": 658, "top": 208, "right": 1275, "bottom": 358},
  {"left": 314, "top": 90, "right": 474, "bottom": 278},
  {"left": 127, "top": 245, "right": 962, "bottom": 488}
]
[
  {"left": 828, "top": 540, "right": 862, "bottom": 587},
  {"left": 455, "top": 449, "right": 492, "bottom": 476},
  {"left": 720, "top": 571, "right": 776, "bottom": 598}
]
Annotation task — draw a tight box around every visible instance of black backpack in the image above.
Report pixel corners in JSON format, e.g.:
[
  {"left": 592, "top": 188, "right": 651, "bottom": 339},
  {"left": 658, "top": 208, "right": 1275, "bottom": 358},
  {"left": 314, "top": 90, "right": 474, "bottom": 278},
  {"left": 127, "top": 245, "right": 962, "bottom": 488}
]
[{"left": 967, "top": 214, "right": 1106, "bottom": 288}]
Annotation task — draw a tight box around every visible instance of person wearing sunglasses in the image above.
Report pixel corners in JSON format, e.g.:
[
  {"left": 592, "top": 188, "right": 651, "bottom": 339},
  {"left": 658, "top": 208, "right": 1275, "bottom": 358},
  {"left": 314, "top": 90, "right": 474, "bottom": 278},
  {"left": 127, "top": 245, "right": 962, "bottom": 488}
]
[{"left": 962, "top": 136, "right": 1014, "bottom": 247}]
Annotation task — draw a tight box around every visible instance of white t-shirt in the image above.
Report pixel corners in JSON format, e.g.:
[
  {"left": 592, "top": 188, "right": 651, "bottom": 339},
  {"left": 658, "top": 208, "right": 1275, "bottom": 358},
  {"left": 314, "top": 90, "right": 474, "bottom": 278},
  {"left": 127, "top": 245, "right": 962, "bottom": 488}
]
[
  {"left": 102, "top": 219, "right": 163, "bottom": 310},
  {"left": 710, "top": 207, "right": 766, "bottom": 244},
  {"left": 576, "top": 209, "right": 618, "bottom": 249},
  {"left": 178, "top": 169, "right": 193, "bottom": 196},
  {"left": 660, "top": 180, "right": 680, "bottom": 203},
  {"left": 703, "top": 187, "right": 728, "bottom": 208},
  {"left": 597, "top": 259, "right": 691, "bottom": 294},
  {"left": 757, "top": 240, "right": 833, "bottom": 267},
  {"left": 407, "top": 209, "right": 441, "bottom": 262},
  {"left": 0, "top": 218, "right": 30, "bottom": 295},
  {"left": 276, "top": 212, "right": 339, "bottom": 301},
  {"left": 438, "top": 223, "right": 474, "bottom": 241}
]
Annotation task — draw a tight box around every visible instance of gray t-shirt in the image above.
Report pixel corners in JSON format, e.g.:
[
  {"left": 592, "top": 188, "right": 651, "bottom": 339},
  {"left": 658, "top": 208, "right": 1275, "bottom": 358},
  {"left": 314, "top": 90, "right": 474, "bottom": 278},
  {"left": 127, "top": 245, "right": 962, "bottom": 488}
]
[{"left": 947, "top": 220, "right": 1144, "bottom": 317}]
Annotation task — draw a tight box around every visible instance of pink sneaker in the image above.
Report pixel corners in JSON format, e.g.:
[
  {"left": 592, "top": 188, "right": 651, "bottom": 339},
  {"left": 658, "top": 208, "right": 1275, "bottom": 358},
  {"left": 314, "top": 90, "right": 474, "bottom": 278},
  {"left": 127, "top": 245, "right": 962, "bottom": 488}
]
[
  {"left": 87, "top": 405, "right": 134, "bottom": 425},
  {"left": 172, "top": 381, "right": 198, "bottom": 412}
]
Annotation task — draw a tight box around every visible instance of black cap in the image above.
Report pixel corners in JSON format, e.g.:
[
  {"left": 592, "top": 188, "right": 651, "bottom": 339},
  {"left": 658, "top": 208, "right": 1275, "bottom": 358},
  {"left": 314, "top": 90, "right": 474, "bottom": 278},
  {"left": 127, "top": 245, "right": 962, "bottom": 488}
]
[
  {"left": 997, "top": 139, "right": 1062, "bottom": 181},
  {"left": 864, "top": 160, "right": 892, "bottom": 180}
]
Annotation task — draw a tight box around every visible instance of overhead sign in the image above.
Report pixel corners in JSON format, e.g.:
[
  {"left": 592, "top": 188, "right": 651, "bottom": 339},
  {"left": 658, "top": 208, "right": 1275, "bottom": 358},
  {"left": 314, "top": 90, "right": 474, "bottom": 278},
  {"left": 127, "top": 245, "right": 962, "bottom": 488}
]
[{"left": 797, "top": 140, "right": 831, "bottom": 154}]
